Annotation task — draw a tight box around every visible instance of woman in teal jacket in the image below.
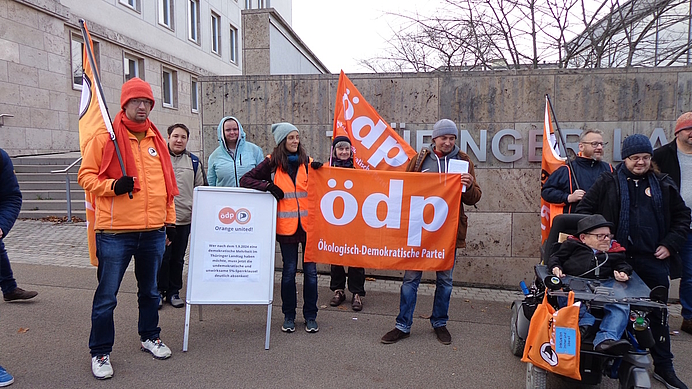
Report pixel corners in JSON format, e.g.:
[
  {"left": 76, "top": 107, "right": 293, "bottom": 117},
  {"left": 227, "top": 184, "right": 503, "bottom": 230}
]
[{"left": 207, "top": 116, "right": 264, "bottom": 187}]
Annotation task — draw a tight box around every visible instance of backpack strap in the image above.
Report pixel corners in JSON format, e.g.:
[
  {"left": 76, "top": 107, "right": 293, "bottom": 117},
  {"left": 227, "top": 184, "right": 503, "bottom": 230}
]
[{"left": 189, "top": 152, "right": 208, "bottom": 185}]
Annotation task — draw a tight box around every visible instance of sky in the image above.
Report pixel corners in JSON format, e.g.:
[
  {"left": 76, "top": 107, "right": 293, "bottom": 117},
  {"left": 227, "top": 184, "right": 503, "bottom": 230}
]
[{"left": 291, "top": 0, "right": 442, "bottom": 74}]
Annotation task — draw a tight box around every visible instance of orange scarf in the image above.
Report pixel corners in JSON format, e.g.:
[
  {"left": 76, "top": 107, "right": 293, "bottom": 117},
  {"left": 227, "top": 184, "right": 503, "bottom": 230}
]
[{"left": 98, "top": 110, "right": 179, "bottom": 205}]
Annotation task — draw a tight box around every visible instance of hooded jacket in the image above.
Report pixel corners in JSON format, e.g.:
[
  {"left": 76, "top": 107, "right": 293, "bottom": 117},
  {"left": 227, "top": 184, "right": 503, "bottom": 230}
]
[
  {"left": 207, "top": 116, "right": 264, "bottom": 187},
  {"left": 541, "top": 156, "right": 613, "bottom": 213},
  {"left": 406, "top": 144, "right": 482, "bottom": 248}
]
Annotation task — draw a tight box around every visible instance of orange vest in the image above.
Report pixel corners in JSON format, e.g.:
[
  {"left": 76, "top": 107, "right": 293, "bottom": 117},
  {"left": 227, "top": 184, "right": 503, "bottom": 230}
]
[{"left": 273, "top": 160, "right": 310, "bottom": 236}]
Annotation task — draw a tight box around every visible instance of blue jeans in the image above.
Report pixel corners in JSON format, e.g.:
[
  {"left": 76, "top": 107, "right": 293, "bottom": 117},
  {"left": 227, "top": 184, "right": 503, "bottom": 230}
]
[
  {"left": 558, "top": 294, "right": 630, "bottom": 347},
  {"left": 89, "top": 229, "right": 165, "bottom": 356},
  {"left": 279, "top": 242, "right": 318, "bottom": 321},
  {"left": 395, "top": 264, "right": 455, "bottom": 333},
  {"left": 679, "top": 232, "right": 692, "bottom": 320},
  {"left": 0, "top": 240, "right": 17, "bottom": 295}
]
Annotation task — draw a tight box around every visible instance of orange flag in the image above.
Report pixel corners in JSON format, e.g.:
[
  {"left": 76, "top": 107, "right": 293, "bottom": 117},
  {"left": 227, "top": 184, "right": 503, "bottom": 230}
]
[
  {"left": 540, "top": 96, "right": 567, "bottom": 243},
  {"left": 78, "top": 20, "right": 114, "bottom": 266},
  {"left": 304, "top": 167, "right": 461, "bottom": 271},
  {"left": 333, "top": 71, "right": 417, "bottom": 171}
]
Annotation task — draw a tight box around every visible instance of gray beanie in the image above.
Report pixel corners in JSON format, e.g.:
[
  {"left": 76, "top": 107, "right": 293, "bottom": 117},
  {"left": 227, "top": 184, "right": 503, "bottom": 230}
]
[
  {"left": 620, "top": 134, "right": 652, "bottom": 159},
  {"left": 271, "top": 122, "right": 298, "bottom": 145},
  {"left": 432, "top": 119, "right": 458, "bottom": 139}
]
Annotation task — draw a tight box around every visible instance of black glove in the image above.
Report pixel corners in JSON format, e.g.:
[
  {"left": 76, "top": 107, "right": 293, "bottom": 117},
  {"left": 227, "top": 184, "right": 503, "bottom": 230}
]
[
  {"left": 113, "top": 176, "right": 135, "bottom": 196},
  {"left": 310, "top": 161, "right": 323, "bottom": 170},
  {"left": 266, "top": 183, "right": 284, "bottom": 200},
  {"left": 166, "top": 226, "right": 177, "bottom": 243}
]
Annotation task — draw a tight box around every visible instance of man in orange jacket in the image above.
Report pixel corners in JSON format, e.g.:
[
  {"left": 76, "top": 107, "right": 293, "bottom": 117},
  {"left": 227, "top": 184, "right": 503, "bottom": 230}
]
[{"left": 78, "top": 78, "right": 179, "bottom": 380}]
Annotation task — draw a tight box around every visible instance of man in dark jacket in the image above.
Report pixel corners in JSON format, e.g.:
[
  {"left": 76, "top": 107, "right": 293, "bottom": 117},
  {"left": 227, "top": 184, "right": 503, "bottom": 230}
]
[
  {"left": 381, "top": 119, "right": 482, "bottom": 346},
  {"left": 652, "top": 112, "right": 692, "bottom": 336},
  {"left": 0, "top": 148, "right": 38, "bottom": 303},
  {"left": 576, "top": 134, "right": 690, "bottom": 389},
  {"left": 547, "top": 214, "right": 632, "bottom": 355},
  {"left": 542, "top": 129, "right": 613, "bottom": 213}
]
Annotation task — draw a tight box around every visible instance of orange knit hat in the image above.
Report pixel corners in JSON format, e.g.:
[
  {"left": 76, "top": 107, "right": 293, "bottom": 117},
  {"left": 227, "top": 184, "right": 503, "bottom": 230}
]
[
  {"left": 674, "top": 112, "right": 692, "bottom": 135},
  {"left": 120, "top": 77, "right": 155, "bottom": 110}
]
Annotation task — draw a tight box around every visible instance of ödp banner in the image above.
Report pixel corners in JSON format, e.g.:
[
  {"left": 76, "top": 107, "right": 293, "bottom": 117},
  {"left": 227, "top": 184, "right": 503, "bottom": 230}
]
[{"left": 305, "top": 167, "right": 461, "bottom": 271}]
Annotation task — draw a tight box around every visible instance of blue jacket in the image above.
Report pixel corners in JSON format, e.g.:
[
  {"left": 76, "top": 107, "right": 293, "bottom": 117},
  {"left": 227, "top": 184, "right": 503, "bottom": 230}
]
[
  {"left": 0, "top": 149, "right": 22, "bottom": 238},
  {"left": 541, "top": 156, "right": 613, "bottom": 213},
  {"left": 207, "top": 116, "right": 264, "bottom": 187}
]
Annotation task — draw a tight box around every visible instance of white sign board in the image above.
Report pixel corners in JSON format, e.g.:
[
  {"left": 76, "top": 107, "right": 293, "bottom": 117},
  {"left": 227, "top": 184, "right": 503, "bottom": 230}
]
[{"left": 183, "top": 186, "right": 277, "bottom": 350}]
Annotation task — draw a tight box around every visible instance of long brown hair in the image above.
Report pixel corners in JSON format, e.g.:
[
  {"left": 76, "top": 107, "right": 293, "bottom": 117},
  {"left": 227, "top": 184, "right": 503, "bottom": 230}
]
[{"left": 270, "top": 139, "right": 308, "bottom": 173}]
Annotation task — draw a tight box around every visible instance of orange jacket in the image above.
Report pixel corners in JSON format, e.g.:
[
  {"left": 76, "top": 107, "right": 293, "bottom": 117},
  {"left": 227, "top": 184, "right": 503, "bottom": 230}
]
[
  {"left": 274, "top": 163, "right": 309, "bottom": 236},
  {"left": 78, "top": 129, "right": 176, "bottom": 230}
]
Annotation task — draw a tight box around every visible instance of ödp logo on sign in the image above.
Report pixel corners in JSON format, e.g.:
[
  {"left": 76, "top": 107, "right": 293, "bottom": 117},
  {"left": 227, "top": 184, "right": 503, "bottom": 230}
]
[
  {"left": 218, "top": 207, "right": 251, "bottom": 225},
  {"left": 319, "top": 178, "right": 449, "bottom": 247}
]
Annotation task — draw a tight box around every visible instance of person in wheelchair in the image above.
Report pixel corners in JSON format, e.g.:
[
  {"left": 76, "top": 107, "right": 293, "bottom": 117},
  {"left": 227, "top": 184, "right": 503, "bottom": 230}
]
[{"left": 547, "top": 214, "right": 633, "bottom": 355}]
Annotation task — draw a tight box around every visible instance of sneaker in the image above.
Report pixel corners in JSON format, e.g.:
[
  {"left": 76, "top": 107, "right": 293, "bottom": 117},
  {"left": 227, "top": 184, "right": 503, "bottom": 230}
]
[
  {"left": 434, "top": 326, "right": 452, "bottom": 345},
  {"left": 158, "top": 293, "right": 163, "bottom": 310},
  {"left": 168, "top": 294, "right": 184, "bottom": 308},
  {"left": 0, "top": 365, "right": 13, "bottom": 386},
  {"left": 329, "top": 290, "right": 346, "bottom": 307},
  {"left": 91, "top": 354, "right": 113, "bottom": 380},
  {"left": 681, "top": 318, "right": 692, "bottom": 335},
  {"left": 3, "top": 287, "right": 38, "bottom": 302},
  {"left": 305, "top": 319, "right": 319, "bottom": 333},
  {"left": 654, "top": 368, "right": 688, "bottom": 389},
  {"left": 351, "top": 294, "right": 363, "bottom": 311},
  {"left": 140, "top": 338, "right": 172, "bottom": 360},
  {"left": 381, "top": 328, "right": 410, "bottom": 344},
  {"left": 281, "top": 318, "right": 295, "bottom": 333}
]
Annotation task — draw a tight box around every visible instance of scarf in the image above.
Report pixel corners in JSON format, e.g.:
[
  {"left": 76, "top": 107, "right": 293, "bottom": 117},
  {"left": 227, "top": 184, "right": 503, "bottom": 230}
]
[
  {"left": 332, "top": 158, "right": 354, "bottom": 168},
  {"left": 616, "top": 163, "right": 664, "bottom": 246},
  {"left": 98, "top": 110, "right": 179, "bottom": 205}
]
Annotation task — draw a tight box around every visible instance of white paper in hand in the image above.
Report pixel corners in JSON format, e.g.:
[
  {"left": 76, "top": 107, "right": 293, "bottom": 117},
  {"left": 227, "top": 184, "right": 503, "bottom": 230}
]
[{"left": 447, "top": 159, "right": 469, "bottom": 192}]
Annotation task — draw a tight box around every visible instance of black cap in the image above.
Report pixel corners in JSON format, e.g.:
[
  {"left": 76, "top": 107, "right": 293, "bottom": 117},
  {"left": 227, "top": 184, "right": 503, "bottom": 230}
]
[
  {"left": 576, "top": 214, "right": 614, "bottom": 236},
  {"left": 332, "top": 136, "right": 351, "bottom": 147}
]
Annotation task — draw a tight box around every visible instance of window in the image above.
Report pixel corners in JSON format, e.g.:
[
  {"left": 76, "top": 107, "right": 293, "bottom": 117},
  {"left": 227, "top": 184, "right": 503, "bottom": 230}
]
[
  {"left": 188, "top": 0, "right": 200, "bottom": 43},
  {"left": 162, "top": 67, "right": 178, "bottom": 108},
  {"left": 70, "top": 33, "right": 99, "bottom": 90},
  {"left": 158, "top": 0, "right": 174, "bottom": 29},
  {"left": 258, "top": 0, "right": 266, "bottom": 7},
  {"left": 211, "top": 12, "right": 221, "bottom": 55},
  {"left": 191, "top": 78, "right": 199, "bottom": 113},
  {"left": 245, "top": 0, "right": 251, "bottom": 9},
  {"left": 230, "top": 25, "right": 238, "bottom": 64},
  {"left": 123, "top": 54, "right": 144, "bottom": 82},
  {"left": 119, "top": 0, "right": 140, "bottom": 12}
]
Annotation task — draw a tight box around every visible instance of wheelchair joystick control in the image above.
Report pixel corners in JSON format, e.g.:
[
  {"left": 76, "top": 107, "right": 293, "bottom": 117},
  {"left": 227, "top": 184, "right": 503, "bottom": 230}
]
[
  {"left": 544, "top": 275, "right": 563, "bottom": 291},
  {"left": 633, "top": 317, "right": 655, "bottom": 348}
]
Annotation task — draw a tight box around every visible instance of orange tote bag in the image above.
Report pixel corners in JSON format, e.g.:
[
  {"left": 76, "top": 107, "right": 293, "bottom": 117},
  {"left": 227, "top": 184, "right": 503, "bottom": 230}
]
[{"left": 522, "top": 290, "right": 581, "bottom": 381}]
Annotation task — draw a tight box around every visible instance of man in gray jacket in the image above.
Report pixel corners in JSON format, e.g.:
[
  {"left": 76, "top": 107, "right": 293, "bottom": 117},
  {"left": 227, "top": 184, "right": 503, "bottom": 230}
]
[{"left": 158, "top": 124, "right": 206, "bottom": 308}]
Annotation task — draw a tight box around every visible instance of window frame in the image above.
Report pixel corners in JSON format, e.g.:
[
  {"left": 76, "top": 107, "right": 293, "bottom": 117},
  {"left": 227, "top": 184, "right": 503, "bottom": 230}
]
[
  {"left": 123, "top": 53, "right": 144, "bottom": 82},
  {"left": 211, "top": 12, "right": 221, "bottom": 56},
  {"left": 229, "top": 24, "right": 238, "bottom": 64},
  {"left": 70, "top": 33, "right": 100, "bottom": 91},
  {"left": 187, "top": 0, "right": 200, "bottom": 44},
  {"left": 191, "top": 77, "right": 199, "bottom": 113},
  {"left": 119, "top": 0, "right": 141, "bottom": 13},
  {"left": 162, "top": 67, "right": 178, "bottom": 109},
  {"left": 158, "top": 0, "right": 174, "bottom": 30}
]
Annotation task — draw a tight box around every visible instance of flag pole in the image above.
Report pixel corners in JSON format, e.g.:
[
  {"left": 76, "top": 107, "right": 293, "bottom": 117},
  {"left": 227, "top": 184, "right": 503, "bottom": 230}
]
[
  {"left": 78, "top": 19, "right": 132, "bottom": 199},
  {"left": 545, "top": 94, "right": 580, "bottom": 191}
]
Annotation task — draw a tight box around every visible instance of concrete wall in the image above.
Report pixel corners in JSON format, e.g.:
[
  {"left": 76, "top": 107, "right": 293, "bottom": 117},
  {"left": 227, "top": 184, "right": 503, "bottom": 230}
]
[{"left": 200, "top": 67, "right": 692, "bottom": 288}]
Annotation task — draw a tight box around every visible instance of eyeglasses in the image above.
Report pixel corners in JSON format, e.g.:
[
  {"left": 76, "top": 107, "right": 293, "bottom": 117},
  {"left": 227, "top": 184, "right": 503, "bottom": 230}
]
[
  {"left": 627, "top": 155, "right": 651, "bottom": 163},
  {"left": 585, "top": 233, "right": 614, "bottom": 240},
  {"left": 129, "top": 98, "right": 153, "bottom": 108},
  {"left": 581, "top": 141, "right": 607, "bottom": 147}
]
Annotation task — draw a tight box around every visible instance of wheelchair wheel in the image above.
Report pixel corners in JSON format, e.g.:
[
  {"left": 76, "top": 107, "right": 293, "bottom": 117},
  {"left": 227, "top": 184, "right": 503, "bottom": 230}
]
[
  {"left": 510, "top": 301, "right": 526, "bottom": 356},
  {"left": 526, "top": 363, "right": 547, "bottom": 389}
]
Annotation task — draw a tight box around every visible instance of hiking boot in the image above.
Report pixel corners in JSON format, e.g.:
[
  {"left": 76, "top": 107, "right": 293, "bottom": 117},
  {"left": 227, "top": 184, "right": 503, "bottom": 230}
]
[
  {"left": 0, "top": 365, "right": 14, "bottom": 386},
  {"left": 91, "top": 354, "right": 113, "bottom": 380},
  {"left": 3, "top": 287, "right": 37, "bottom": 302},
  {"left": 168, "top": 294, "right": 184, "bottom": 308},
  {"left": 330, "top": 290, "right": 345, "bottom": 307},
  {"left": 381, "top": 328, "right": 410, "bottom": 344},
  {"left": 434, "top": 326, "right": 452, "bottom": 345},
  {"left": 681, "top": 318, "right": 692, "bottom": 335},
  {"left": 140, "top": 338, "right": 172, "bottom": 359},
  {"left": 351, "top": 294, "right": 363, "bottom": 311},
  {"left": 281, "top": 318, "right": 295, "bottom": 333},
  {"left": 305, "top": 319, "right": 319, "bottom": 333},
  {"left": 653, "top": 368, "right": 688, "bottom": 389}
]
